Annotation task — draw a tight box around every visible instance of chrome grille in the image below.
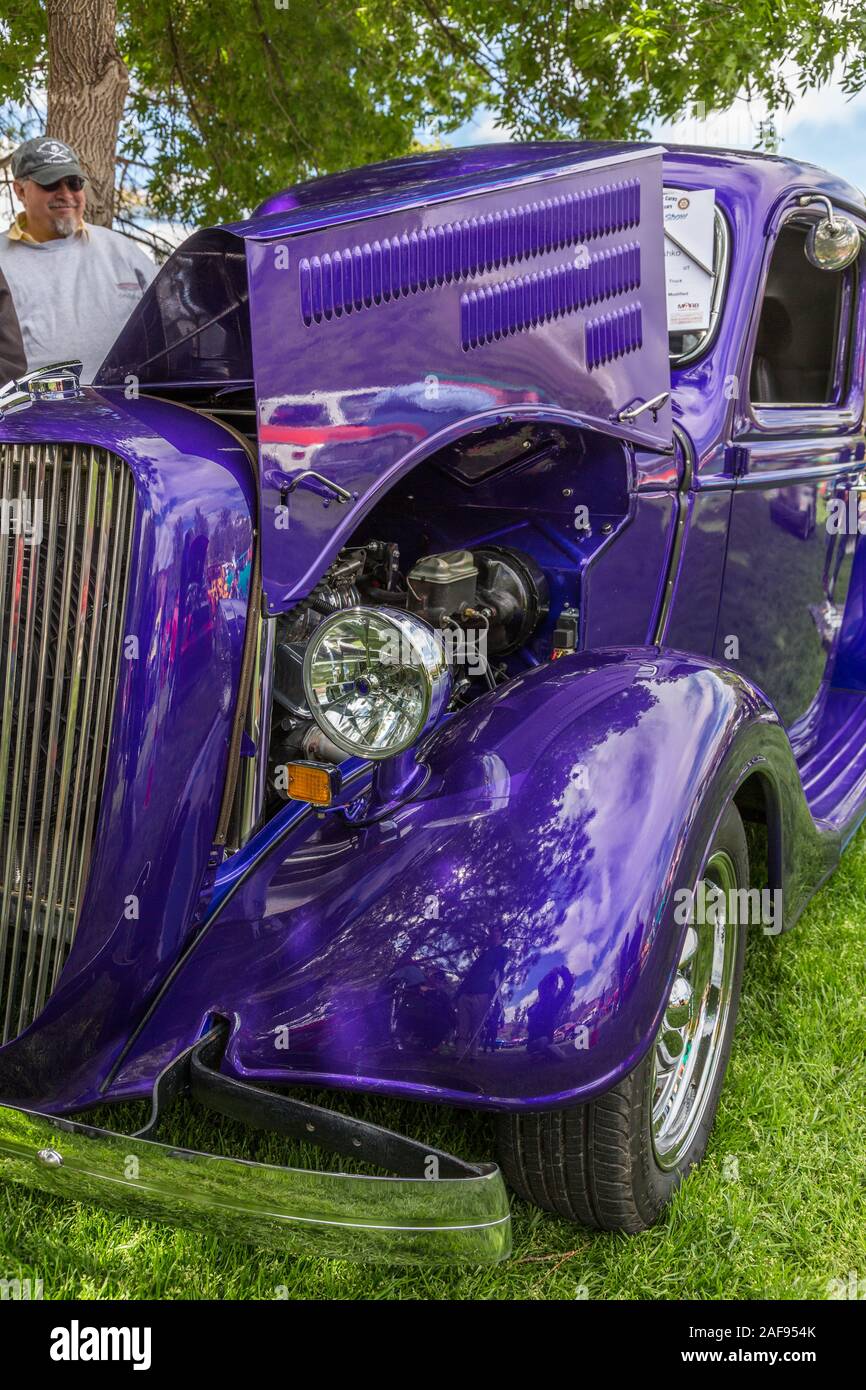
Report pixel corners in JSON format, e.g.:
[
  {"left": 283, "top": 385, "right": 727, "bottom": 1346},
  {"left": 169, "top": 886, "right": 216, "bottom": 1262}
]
[{"left": 0, "top": 442, "right": 135, "bottom": 1043}]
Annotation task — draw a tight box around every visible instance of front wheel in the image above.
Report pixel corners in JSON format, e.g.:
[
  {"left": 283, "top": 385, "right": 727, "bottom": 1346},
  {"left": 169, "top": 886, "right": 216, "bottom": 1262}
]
[{"left": 496, "top": 800, "right": 749, "bottom": 1231}]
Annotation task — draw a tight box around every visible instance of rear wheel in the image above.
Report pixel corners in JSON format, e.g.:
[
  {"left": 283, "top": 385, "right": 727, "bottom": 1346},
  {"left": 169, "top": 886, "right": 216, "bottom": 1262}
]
[{"left": 496, "top": 800, "right": 748, "bottom": 1231}]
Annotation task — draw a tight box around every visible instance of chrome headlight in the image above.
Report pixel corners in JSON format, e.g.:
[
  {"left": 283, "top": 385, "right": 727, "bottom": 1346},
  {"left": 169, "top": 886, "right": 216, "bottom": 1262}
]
[{"left": 302, "top": 607, "right": 451, "bottom": 759}]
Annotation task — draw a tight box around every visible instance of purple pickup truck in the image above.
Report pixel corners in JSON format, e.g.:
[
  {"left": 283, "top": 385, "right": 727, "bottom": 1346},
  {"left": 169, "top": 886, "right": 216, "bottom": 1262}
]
[{"left": 1, "top": 140, "right": 864, "bottom": 1264}]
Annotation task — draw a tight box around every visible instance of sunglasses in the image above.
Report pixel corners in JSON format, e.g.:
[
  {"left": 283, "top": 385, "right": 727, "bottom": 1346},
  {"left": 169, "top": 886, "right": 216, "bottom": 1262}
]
[{"left": 40, "top": 176, "right": 85, "bottom": 193}]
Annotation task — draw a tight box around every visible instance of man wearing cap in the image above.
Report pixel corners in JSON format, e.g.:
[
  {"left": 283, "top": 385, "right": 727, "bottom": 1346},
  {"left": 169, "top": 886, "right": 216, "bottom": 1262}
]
[{"left": 0, "top": 137, "right": 156, "bottom": 383}]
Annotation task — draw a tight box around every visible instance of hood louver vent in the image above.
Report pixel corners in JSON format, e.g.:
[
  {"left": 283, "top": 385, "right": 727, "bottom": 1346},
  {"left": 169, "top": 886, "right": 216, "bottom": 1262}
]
[{"left": 298, "top": 178, "right": 641, "bottom": 326}]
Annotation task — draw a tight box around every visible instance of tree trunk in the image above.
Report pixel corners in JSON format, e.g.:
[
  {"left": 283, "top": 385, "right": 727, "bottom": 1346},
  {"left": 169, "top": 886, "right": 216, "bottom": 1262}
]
[{"left": 45, "top": 0, "right": 128, "bottom": 227}]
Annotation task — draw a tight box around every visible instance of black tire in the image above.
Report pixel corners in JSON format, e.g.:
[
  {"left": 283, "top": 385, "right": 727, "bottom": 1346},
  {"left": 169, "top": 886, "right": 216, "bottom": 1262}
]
[{"left": 496, "top": 799, "right": 749, "bottom": 1232}]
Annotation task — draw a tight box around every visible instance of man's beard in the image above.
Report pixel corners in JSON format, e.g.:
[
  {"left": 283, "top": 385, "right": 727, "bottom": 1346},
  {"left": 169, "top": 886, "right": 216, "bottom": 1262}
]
[{"left": 49, "top": 211, "right": 80, "bottom": 237}]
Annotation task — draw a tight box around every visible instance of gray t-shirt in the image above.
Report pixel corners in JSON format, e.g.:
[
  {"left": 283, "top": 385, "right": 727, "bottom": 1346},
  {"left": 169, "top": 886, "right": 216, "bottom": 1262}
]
[{"left": 0, "top": 223, "right": 156, "bottom": 383}]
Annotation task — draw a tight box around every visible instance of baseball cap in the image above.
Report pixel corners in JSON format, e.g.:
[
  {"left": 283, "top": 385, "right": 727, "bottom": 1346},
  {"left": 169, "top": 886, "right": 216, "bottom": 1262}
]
[{"left": 11, "top": 137, "right": 87, "bottom": 186}]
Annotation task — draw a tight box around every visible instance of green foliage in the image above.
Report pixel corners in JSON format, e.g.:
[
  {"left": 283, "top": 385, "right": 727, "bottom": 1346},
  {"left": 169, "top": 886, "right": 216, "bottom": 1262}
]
[
  {"left": 2, "top": 2, "right": 866, "bottom": 237},
  {"left": 116, "top": 0, "right": 485, "bottom": 225},
  {"left": 0, "top": 2, "right": 47, "bottom": 139}
]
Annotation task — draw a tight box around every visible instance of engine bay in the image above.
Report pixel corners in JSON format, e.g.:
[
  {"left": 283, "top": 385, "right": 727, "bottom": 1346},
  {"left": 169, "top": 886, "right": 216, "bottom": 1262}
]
[{"left": 251, "top": 417, "right": 645, "bottom": 821}]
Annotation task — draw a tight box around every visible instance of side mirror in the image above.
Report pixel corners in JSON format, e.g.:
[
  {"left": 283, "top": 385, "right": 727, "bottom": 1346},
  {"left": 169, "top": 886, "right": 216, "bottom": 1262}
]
[{"left": 800, "top": 196, "right": 861, "bottom": 271}]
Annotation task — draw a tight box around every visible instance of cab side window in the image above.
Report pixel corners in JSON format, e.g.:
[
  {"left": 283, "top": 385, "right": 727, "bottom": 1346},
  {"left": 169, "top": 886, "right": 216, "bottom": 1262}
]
[{"left": 750, "top": 223, "right": 852, "bottom": 406}]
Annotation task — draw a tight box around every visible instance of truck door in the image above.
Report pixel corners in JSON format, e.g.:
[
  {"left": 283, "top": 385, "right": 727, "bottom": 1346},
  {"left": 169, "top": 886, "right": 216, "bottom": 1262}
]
[{"left": 715, "top": 198, "right": 866, "bottom": 749}]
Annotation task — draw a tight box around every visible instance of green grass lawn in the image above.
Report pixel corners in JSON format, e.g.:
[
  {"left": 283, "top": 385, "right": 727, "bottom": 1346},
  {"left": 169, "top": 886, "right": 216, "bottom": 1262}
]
[{"left": 2, "top": 826, "right": 864, "bottom": 1301}]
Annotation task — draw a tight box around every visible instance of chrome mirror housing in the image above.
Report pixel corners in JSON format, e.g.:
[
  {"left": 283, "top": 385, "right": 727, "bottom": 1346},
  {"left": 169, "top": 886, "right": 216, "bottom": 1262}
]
[{"left": 800, "top": 196, "right": 861, "bottom": 271}]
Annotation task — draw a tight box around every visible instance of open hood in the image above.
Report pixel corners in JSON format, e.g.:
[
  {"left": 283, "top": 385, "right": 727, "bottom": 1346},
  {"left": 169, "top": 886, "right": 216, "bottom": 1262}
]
[{"left": 98, "top": 142, "right": 672, "bottom": 612}]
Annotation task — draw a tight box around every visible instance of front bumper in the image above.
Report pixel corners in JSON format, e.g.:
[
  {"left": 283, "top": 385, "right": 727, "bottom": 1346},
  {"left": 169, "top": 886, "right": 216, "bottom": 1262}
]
[{"left": 0, "top": 1029, "right": 511, "bottom": 1266}]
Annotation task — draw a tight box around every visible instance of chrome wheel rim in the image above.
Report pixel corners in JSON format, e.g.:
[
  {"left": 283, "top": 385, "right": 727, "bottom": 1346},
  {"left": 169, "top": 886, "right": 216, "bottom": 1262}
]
[{"left": 651, "top": 848, "right": 739, "bottom": 1171}]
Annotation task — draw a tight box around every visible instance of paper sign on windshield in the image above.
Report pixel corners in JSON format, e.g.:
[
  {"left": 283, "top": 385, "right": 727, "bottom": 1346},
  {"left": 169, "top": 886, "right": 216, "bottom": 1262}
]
[{"left": 664, "top": 187, "right": 716, "bottom": 332}]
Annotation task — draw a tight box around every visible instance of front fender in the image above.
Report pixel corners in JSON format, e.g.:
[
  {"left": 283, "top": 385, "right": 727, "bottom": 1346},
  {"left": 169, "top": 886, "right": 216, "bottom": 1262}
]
[{"left": 113, "top": 648, "right": 837, "bottom": 1111}]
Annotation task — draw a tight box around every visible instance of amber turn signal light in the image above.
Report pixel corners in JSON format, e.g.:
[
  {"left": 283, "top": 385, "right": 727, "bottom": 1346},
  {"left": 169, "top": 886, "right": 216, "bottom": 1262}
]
[{"left": 280, "top": 761, "right": 342, "bottom": 806}]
